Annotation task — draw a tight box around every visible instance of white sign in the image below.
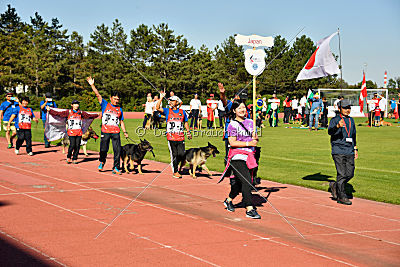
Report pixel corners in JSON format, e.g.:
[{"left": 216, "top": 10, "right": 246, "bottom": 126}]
[
  {"left": 235, "top": 34, "right": 274, "bottom": 48},
  {"left": 244, "top": 49, "right": 266, "bottom": 76}
]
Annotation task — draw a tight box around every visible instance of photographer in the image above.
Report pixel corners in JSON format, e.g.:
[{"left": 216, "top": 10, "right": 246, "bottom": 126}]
[{"left": 40, "top": 92, "right": 57, "bottom": 148}]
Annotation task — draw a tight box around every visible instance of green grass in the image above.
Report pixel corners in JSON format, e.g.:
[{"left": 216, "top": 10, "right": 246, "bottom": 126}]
[{"left": 2, "top": 117, "right": 399, "bottom": 204}]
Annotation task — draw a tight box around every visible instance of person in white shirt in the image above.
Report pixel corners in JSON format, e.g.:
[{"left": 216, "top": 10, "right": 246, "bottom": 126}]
[
  {"left": 333, "top": 96, "right": 343, "bottom": 113},
  {"left": 142, "top": 93, "right": 154, "bottom": 128},
  {"left": 378, "top": 95, "right": 386, "bottom": 119},
  {"left": 291, "top": 96, "right": 299, "bottom": 121},
  {"left": 299, "top": 95, "right": 307, "bottom": 124},
  {"left": 189, "top": 93, "right": 202, "bottom": 129}
]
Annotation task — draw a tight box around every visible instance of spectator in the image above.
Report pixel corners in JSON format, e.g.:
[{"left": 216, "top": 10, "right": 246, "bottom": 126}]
[
  {"left": 299, "top": 94, "right": 307, "bottom": 124},
  {"left": 374, "top": 106, "right": 381, "bottom": 127},
  {"left": 291, "top": 96, "right": 299, "bottom": 121},
  {"left": 389, "top": 97, "right": 396, "bottom": 118},
  {"left": 283, "top": 96, "right": 292, "bottom": 124},
  {"left": 309, "top": 94, "right": 323, "bottom": 131},
  {"left": 189, "top": 93, "right": 202, "bottom": 129},
  {"left": 367, "top": 94, "right": 379, "bottom": 127},
  {"left": 152, "top": 95, "right": 162, "bottom": 129},
  {"left": 378, "top": 94, "right": 386, "bottom": 120},
  {"left": 40, "top": 92, "right": 57, "bottom": 148},
  {"left": 206, "top": 94, "right": 217, "bottom": 129},
  {"left": 0, "top": 92, "right": 19, "bottom": 148},
  {"left": 333, "top": 96, "right": 343, "bottom": 113},
  {"left": 268, "top": 94, "right": 280, "bottom": 127},
  {"left": 321, "top": 96, "right": 329, "bottom": 128},
  {"left": 217, "top": 97, "right": 225, "bottom": 129},
  {"left": 142, "top": 93, "right": 154, "bottom": 129}
]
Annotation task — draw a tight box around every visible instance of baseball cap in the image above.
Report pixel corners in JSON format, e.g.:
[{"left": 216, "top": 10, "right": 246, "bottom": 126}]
[
  {"left": 71, "top": 99, "right": 80, "bottom": 104},
  {"left": 339, "top": 99, "right": 351, "bottom": 108},
  {"left": 45, "top": 92, "right": 52, "bottom": 98},
  {"left": 169, "top": 96, "right": 179, "bottom": 101}
]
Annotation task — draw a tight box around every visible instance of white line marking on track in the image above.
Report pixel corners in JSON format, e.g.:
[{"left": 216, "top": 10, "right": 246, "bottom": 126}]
[
  {"left": 0, "top": 229, "right": 68, "bottom": 267},
  {"left": 129, "top": 232, "right": 221, "bottom": 267}
]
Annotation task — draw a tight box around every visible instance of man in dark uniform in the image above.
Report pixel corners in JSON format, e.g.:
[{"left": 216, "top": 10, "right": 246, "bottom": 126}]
[{"left": 328, "top": 100, "right": 358, "bottom": 205}]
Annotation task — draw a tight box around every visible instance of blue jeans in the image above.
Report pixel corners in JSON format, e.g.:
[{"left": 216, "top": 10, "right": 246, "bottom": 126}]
[
  {"left": 309, "top": 112, "right": 320, "bottom": 129},
  {"left": 42, "top": 120, "right": 50, "bottom": 146}
]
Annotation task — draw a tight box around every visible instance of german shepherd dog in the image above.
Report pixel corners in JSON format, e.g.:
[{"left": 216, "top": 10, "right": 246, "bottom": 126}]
[
  {"left": 61, "top": 127, "right": 99, "bottom": 156},
  {"left": 121, "top": 139, "right": 154, "bottom": 174},
  {"left": 180, "top": 142, "right": 219, "bottom": 179}
]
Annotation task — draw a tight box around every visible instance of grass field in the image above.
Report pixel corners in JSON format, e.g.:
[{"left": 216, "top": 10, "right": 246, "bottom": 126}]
[{"left": 2, "top": 117, "right": 399, "bottom": 204}]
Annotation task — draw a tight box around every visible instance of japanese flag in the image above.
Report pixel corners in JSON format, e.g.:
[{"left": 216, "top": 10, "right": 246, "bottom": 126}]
[{"left": 296, "top": 32, "right": 340, "bottom": 81}]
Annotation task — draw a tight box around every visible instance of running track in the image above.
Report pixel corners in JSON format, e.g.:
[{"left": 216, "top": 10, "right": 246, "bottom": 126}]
[{"left": 0, "top": 138, "right": 399, "bottom": 266}]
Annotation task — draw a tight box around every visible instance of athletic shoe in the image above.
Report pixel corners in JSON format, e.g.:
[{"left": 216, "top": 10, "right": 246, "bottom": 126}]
[
  {"left": 112, "top": 168, "right": 122, "bottom": 175},
  {"left": 45, "top": 144, "right": 50, "bottom": 148},
  {"left": 223, "top": 199, "right": 235, "bottom": 212},
  {"left": 28, "top": 152, "right": 33, "bottom": 156},
  {"left": 329, "top": 181, "right": 337, "bottom": 200},
  {"left": 66, "top": 158, "right": 72, "bottom": 164},
  {"left": 7, "top": 144, "right": 13, "bottom": 149},
  {"left": 98, "top": 162, "right": 104, "bottom": 171},
  {"left": 172, "top": 172, "right": 182, "bottom": 179},
  {"left": 14, "top": 149, "right": 19, "bottom": 155},
  {"left": 246, "top": 209, "right": 261, "bottom": 219},
  {"left": 337, "top": 197, "right": 352, "bottom": 205}
]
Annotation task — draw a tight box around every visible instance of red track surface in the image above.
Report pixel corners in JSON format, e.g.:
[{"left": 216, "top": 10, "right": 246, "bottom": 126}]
[{"left": 0, "top": 137, "right": 399, "bottom": 266}]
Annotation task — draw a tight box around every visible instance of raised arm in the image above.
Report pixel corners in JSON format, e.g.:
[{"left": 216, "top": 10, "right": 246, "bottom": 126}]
[
  {"left": 218, "top": 83, "right": 227, "bottom": 107},
  {"left": 87, "top": 77, "right": 102, "bottom": 104},
  {"left": 155, "top": 91, "right": 165, "bottom": 112},
  {"left": 40, "top": 99, "right": 48, "bottom": 110}
]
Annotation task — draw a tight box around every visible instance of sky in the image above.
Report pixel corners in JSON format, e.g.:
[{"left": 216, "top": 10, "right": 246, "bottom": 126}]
[{"left": 2, "top": 0, "right": 400, "bottom": 87}]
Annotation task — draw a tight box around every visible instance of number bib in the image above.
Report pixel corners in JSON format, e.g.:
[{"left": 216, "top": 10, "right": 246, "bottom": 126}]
[
  {"left": 18, "top": 107, "right": 32, "bottom": 129},
  {"left": 67, "top": 111, "right": 83, "bottom": 136},
  {"left": 166, "top": 109, "right": 185, "bottom": 141},
  {"left": 101, "top": 103, "right": 121, "bottom": 133}
]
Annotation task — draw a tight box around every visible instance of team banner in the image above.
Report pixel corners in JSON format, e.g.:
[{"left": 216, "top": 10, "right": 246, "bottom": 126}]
[{"left": 44, "top": 108, "right": 96, "bottom": 141}]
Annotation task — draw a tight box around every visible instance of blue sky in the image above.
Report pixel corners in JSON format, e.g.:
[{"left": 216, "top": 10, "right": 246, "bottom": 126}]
[{"left": 3, "top": 0, "right": 400, "bottom": 86}]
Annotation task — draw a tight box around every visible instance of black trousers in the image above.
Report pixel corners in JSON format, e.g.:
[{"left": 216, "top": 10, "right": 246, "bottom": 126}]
[
  {"left": 99, "top": 132, "right": 121, "bottom": 169},
  {"left": 190, "top": 109, "right": 199, "bottom": 128},
  {"left": 332, "top": 154, "right": 355, "bottom": 198},
  {"left": 68, "top": 136, "right": 82, "bottom": 160},
  {"left": 284, "top": 107, "right": 291, "bottom": 123},
  {"left": 143, "top": 114, "right": 152, "bottom": 128},
  {"left": 321, "top": 113, "right": 328, "bottom": 128},
  {"left": 207, "top": 120, "right": 214, "bottom": 129},
  {"left": 304, "top": 114, "right": 310, "bottom": 126},
  {"left": 268, "top": 110, "right": 278, "bottom": 127},
  {"left": 291, "top": 109, "right": 298, "bottom": 120},
  {"left": 168, "top": 140, "right": 185, "bottom": 173},
  {"left": 229, "top": 160, "right": 254, "bottom": 207},
  {"left": 16, "top": 129, "right": 32, "bottom": 153},
  {"left": 218, "top": 110, "right": 225, "bottom": 128}
]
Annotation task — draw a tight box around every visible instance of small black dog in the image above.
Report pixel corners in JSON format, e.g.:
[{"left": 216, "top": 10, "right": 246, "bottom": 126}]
[
  {"left": 180, "top": 142, "right": 220, "bottom": 179},
  {"left": 121, "top": 139, "right": 154, "bottom": 174}
]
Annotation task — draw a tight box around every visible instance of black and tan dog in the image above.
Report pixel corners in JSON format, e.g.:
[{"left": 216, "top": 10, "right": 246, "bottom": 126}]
[
  {"left": 61, "top": 127, "right": 99, "bottom": 156},
  {"left": 180, "top": 142, "right": 219, "bottom": 179},
  {"left": 121, "top": 139, "right": 154, "bottom": 174}
]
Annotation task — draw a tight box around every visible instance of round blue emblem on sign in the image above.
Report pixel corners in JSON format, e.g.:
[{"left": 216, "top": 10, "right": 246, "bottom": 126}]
[{"left": 252, "top": 63, "right": 258, "bottom": 70}]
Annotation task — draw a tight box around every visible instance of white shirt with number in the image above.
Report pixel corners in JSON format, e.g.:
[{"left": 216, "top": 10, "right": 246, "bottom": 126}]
[{"left": 292, "top": 99, "right": 299, "bottom": 109}]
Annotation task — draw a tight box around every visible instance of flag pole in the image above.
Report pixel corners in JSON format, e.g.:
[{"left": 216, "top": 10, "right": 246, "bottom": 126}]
[
  {"left": 252, "top": 46, "right": 257, "bottom": 132},
  {"left": 338, "top": 28, "right": 343, "bottom": 92}
]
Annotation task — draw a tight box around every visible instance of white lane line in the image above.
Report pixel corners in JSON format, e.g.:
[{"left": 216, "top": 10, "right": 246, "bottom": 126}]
[
  {"left": 0, "top": 229, "right": 67, "bottom": 267},
  {"left": 0, "top": 162, "right": 197, "bottom": 220},
  {"left": 294, "top": 247, "right": 357, "bottom": 267},
  {"left": 129, "top": 232, "right": 221, "bottom": 267},
  {"left": 303, "top": 228, "right": 400, "bottom": 237},
  {"left": 0, "top": 184, "right": 107, "bottom": 225},
  {"left": 0, "top": 186, "right": 146, "bottom": 196}
]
